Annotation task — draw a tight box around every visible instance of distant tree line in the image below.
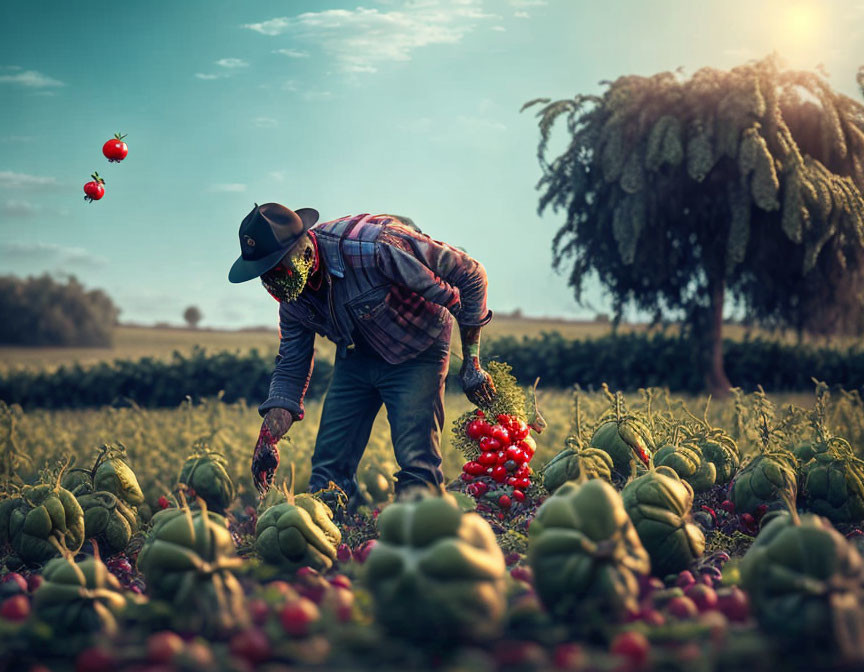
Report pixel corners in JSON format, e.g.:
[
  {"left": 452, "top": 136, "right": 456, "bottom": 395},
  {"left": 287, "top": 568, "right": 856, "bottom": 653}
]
[{"left": 0, "top": 274, "right": 119, "bottom": 347}]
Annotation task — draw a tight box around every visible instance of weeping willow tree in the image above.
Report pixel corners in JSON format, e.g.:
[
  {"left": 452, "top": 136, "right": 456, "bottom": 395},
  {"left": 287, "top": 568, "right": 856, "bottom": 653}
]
[{"left": 525, "top": 56, "right": 864, "bottom": 397}]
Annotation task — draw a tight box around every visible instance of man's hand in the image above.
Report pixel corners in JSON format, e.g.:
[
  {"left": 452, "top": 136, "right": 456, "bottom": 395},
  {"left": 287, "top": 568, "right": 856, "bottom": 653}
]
[
  {"left": 460, "top": 360, "right": 496, "bottom": 406},
  {"left": 252, "top": 408, "right": 294, "bottom": 495},
  {"left": 458, "top": 324, "right": 496, "bottom": 406}
]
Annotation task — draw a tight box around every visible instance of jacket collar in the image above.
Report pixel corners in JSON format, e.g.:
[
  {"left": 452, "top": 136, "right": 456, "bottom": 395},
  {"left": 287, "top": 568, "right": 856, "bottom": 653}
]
[{"left": 310, "top": 228, "right": 345, "bottom": 278}]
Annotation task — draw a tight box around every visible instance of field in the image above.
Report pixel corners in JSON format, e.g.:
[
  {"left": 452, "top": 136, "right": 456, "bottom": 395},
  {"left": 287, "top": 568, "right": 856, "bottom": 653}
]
[
  {"left": 3, "top": 374, "right": 863, "bottom": 670},
  {"left": 0, "top": 319, "right": 852, "bottom": 372}
]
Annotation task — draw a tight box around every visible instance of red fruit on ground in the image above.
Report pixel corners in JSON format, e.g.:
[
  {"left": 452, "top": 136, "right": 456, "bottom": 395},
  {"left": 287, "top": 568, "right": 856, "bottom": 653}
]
[
  {"left": 353, "top": 539, "right": 377, "bottom": 563},
  {"left": 465, "top": 461, "right": 485, "bottom": 476},
  {"left": 184, "top": 640, "right": 215, "bottom": 667},
  {"left": 75, "top": 647, "right": 115, "bottom": 672},
  {"left": 686, "top": 584, "right": 718, "bottom": 612},
  {"left": 102, "top": 133, "right": 128, "bottom": 162},
  {"left": 460, "top": 473, "right": 473, "bottom": 482},
  {"left": 506, "top": 476, "right": 518, "bottom": 486},
  {"left": 26, "top": 574, "right": 43, "bottom": 593},
  {"left": 336, "top": 543, "right": 352, "bottom": 563},
  {"left": 610, "top": 631, "right": 650, "bottom": 669},
  {"left": 478, "top": 451, "right": 497, "bottom": 466},
  {"left": 554, "top": 642, "right": 586, "bottom": 670},
  {"left": 675, "top": 570, "right": 696, "bottom": 589},
  {"left": 479, "top": 436, "right": 501, "bottom": 452},
  {"left": 147, "top": 631, "right": 185, "bottom": 663},
  {"left": 720, "top": 500, "right": 735, "bottom": 514},
  {"left": 497, "top": 414, "right": 510, "bottom": 424},
  {"left": 491, "top": 466, "right": 507, "bottom": 483},
  {"left": 716, "top": 586, "right": 749, "bottom": 623},
  {"left": 157, "top": 495, "right": 171, "bottom": 509},
  {"left": 515, "top": 477, "right": 531, "bottom": 490},
  {"left": 510, "top": 421, "right": 530, "bottom": 441},
  {"left": 466, "top": 419, "right": 487, "bottom": 441},
  {"left": 512, "top": 489, "right": 526, "bottom": 502},
  {"left": 510, "top": 566, "right": 533, "bottom": 584},
  {"left": 247, "top": 598, "right": 270, "bottom": 626},
  {"left": 1, "top": 595, "right": 30, "bottom": 622},
  {"left": 83, "top": 173, "right": 105, "bottom": 202},
  {"left": 473, "top": 481, "right": 488, "bottom": 495},
  {"left": 323, "top": 586, "right": 354, "bottom": 623},
  {"left": 666, "top": 596, "right": 699, "bottom": 620},
  {"left": 640, "top": 608, "right": 665, "bottom": 627},
  {"left": 229, "top": 628, "right": 271, "bottom": 665},
  {"left": 1, "top": 573, "right": 27, "bottom": 595},
  {"left": 329, "top": 574, "right": 352, "bottom": 590},
  {"left": 498, "top": 495, "right": 512, "bottom": 509},
  {"left": 506, "top": 446, "right": 526, "bottom": 463},
  {"left": 280, "top": 598, "right": 320, "bottom": 637}
]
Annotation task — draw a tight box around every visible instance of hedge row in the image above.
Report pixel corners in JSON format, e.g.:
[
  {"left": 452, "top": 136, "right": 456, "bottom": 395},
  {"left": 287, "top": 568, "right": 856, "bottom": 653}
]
[{"left": 1, "top": 333, "right": 862, "bottom": 410}]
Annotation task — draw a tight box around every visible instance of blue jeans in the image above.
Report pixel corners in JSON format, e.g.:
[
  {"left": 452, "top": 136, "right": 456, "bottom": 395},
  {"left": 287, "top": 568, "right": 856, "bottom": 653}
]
[{"left": 306, "top": 337, "right": 450, "bottom": 499}]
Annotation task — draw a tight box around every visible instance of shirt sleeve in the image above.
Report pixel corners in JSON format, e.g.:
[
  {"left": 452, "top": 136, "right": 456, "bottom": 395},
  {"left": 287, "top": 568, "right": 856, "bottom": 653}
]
[
  {"left": 374, "top": 224, "right": 493, "bottom": 328},
  {"left": 257, "top": 301, "right": 316, "bottom": 420}
]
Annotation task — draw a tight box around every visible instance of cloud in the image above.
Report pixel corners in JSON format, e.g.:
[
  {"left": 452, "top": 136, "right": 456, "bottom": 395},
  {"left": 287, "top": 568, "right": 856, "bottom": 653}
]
[
  {"left": 301, "top": 90, "right": 333, "bottom": 102},
  {"left": 0, "top": 171, "right": 58, "bottom": 190},
  {"left": 0, "top": 69, "right": 65, "bottom": 88},
  {"left": 243, "top": 2, "right": 493, "bottom": 74},
  {"left": 216, "top": 57, "right": 249, "bottom": 68},
  {"left": 2, "top": 199, "right": 37, "bottom": 217},
  {"left": 491, "top": 25, "right": 506, "bottom": 31},
  {"left": 195, "top": 72, "right": 226, "bottom": 80},
  {"left": 0, "top": 242, "right": 107, "bottom": 268},
  {"left": 273, "top": 48, "right": 309, "bottom": 58},
  {"left": 209, "top": 183, "right": 247, "bottom": 193},
  {"left": 268, "top": 171, "right": 287, "bottom": 182},
  {"left": 0, "top": 135, "right": 34, "bottom": 143},
  {"left": 514, "top": 11, "right": 530, "bottom": 18},
  {"left": 509, "top": 0, "right": 546, "bottom": 6},
  {"left": 254, "top": 117, "right": 279, "bottom": 128}
]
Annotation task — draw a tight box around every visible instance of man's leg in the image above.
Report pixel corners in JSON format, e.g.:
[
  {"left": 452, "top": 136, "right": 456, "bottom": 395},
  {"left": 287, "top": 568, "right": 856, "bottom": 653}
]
[
  {"left": 308, "top": 352, "right": 382, "bottom": 500},
  {"left": 378, "top": 340, "right": 450, "bottom": 495}
]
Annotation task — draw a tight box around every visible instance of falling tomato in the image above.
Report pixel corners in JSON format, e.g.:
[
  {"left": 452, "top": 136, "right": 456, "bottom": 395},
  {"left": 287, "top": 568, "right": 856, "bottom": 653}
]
[
  {"left": 83, "top": 172, "right": 105, "bottom": 202},
  {"left": 102, "top": 132, "right": 128, "bottom": 162}
]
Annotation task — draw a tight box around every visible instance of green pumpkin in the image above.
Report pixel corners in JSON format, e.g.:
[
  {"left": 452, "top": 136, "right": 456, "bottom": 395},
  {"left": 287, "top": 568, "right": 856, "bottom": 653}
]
[
  {"left": 78, "top": 491, "right": 139, "bottom": 555},
  {"left": 0, "top": 485, "right": 85, "bottom": 565},
  {"left": 93, "top": 446, "right": 145, "bottom": 507},
  {"left": 653, "top": 441, "right": 717, "bottom": 493},
  {"left": 255, "top": 494, "right": 342, "bottom": 574},
  {"left": 60, "top": 469, "right": 94, "bottom": 497},
  {"left": 34, "top": 556, "right": 128, "bottom": 638},
  {"left": 621, "top": 466, "right": 706, "bottom": 577},
  {"left": 729, "top": 451, "right": 798, "bottom": 515},
  {"left": 740, "top": 512, "right": 864, "bottom": 661},
  {"left": 693, "top": 432, "right": 740, "bottom": 486},
  {"left": 801, "top": 443, "right": 864, "bottom": 525},
  {"left": 589, "top": 417, "right": 655, "bottom": 481},
  {"left": 360, "top": 463, "right": 395, "bottom": 505},
  {"left": 364, "top": 493, "right": 507, "bottom": 643},
  {"left": 137, "top": 507, "right": 247, "bottom": 636},
  {"left": 528, "top": 479, "right": 650, "bottom": 628},
  {"left": 178, "top": 451, "right": 236, "bottom": 514},
  {"left": 542, "top": 443, "right": 614, "bottom": 494}
]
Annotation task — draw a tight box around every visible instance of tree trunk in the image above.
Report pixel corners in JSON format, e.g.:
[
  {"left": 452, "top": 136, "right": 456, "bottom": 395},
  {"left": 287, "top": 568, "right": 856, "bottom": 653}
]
[{"left": 691, "top": 279, "right": 732, "bottom": 399}]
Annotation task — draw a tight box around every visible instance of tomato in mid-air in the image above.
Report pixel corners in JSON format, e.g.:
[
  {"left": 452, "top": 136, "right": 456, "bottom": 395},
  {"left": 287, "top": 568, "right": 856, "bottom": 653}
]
[
  {"left": 83, "top": 172, "right": 105, "bottom": 202},
  {"left": 102, "top": 132, "right": 128, "bottom": 162}
]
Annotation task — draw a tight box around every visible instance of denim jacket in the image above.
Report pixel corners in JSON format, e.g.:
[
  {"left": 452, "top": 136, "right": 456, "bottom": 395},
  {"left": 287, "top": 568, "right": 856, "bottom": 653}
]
[{"left": 258, "top": 214, "right": 493, "bottom": 420}]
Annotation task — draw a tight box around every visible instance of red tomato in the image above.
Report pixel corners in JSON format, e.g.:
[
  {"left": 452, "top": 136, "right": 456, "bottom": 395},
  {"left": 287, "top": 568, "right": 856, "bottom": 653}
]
[
  {"left": 465, "top": 461, "right": 485, "bottom": 476},
  {"left": 505, "top": 446, "right": 526, "bottom": 463},
  {"left": 83, "top": 176, "right": 105, "bottom": 202},
  {"left": 515, "top": 477, "right": 531, "bottom": 490},
  {"left": 460, "top": 473, "right": 473, "bottom": 482},
  {"left": 473, "top": 481, "right": 488, "bottom": 496},
  {"left": 280, "top": 598, "right": 320, "bottom": 637},
  {"left": 496, "top": 414, "right": 510, "bottom": 424},
  {"left": 478, "top": 436, "right": 501, "bottom": 452},
  {"left": 510, "top": 421, "right": 530, "bottom": 441},
  {"left": 465, "top": 419, "right": 488, "bottom": 441},
  {"left": 229, "top": 628, "right": 271, "bottom": 665},
  {"left": 491, "top": 466, "right": 507, "bottom": 482},
  {"left": 147, "top": 630, "right": 185, "bottom": 663},
  {"left": 506, "top": 476, "right": 518, "bottom": 486},
  {"left": 247, "top": 598, "right": 270, "bottom": 626},
  {"left": 475, "top": 409, "right": 485, "bottom": 417},
  {"left": 490, "top": 424, "right": 510, "bottom": 444},
  {"left": 498, "top": 495, "right": 512, "bottom": 509},
  {"left": 478, "top": 451, "right": 497, "bottom": 466},
  {"left": 496, "top": 451, "right": 507, "bottom": 465},
  {"left": 512, "top": 489, "right": 526, "bottom": 502},
  {"left": 610, "top": 631, "right": 650, "bottom": 668},
  {"left": 74, "top": 647, "right": 115, "bottom": 672},
  {"left": 515, "top": 464, "right": 532, "bottom": 478},
  {"left": 102, "top": 132, "right": 128, "bottom": 162},
  {"left": 0, "top": 595, "right": 29, "bottom": 622}
]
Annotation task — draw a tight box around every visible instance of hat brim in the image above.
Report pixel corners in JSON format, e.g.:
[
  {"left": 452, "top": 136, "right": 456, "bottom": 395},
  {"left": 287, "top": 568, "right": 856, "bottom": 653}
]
[{"left": 228, "top": 208, "right": 319, "bottom": 284}]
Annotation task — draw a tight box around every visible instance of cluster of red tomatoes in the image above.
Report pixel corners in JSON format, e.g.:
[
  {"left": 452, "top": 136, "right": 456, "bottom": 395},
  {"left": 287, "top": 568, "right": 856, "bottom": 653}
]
[
  {"left": 460, "top": 410, "right": 537, "bottom": 511},
  {"left": 83, "top": 133, "right": 129, "bottom": 202}
]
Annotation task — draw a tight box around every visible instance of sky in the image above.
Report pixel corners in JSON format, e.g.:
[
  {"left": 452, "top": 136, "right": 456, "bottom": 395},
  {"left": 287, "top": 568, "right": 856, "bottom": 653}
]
[{"left": 1, "top": 0, "right": 862, "bottom": 329}]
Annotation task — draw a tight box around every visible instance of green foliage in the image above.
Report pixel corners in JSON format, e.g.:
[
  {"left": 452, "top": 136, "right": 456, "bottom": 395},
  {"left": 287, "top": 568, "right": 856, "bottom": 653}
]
[
  {"left": 526, "top": 55, "right": 864, "bottom": 355},
  {"left": 0, "top": 274, "right": 119, "bottom": 347}
]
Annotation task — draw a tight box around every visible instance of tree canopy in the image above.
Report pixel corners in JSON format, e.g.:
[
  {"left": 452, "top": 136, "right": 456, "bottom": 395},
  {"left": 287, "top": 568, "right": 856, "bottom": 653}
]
[{"left": 526, "top": 56, "right": 864, "bottom": 393}]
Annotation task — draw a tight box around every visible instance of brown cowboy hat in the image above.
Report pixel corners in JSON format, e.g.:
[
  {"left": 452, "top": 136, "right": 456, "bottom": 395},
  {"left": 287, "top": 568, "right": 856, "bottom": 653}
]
[{"left": 228, "top": 202, "right": 319, "bottom": 283}]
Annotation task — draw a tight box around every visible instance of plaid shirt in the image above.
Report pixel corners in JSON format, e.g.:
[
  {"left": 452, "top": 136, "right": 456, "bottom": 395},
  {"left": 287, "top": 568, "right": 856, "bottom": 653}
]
[{"left": 258, "top": 214, "right": 493, "bottom": 420}]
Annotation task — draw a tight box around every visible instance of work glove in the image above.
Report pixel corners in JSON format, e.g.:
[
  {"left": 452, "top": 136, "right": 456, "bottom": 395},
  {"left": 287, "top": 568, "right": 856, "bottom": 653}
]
[{"left": 252, "top": 408, "right": 294, "bottom": 495}]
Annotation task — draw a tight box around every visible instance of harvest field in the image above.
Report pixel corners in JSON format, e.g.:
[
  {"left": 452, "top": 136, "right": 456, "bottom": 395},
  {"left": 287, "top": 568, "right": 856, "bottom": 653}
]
[{"left": 2, "top": 375, "right": 863, "bottom": 671}]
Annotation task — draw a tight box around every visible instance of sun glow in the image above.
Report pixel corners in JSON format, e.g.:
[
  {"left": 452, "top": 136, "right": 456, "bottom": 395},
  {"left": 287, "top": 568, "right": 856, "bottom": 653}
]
[{"left": 772, "top": 2, "right": 825, "bottom": 65}]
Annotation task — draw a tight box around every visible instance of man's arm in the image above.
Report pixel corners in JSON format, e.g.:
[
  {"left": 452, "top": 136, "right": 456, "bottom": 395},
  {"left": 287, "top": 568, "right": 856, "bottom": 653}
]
[
  {"left": 374, "top": 225, "right": 496, "bottom": 403},
  {"left": 252, "top": 302, "right": 315, "bottom": 493}
]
